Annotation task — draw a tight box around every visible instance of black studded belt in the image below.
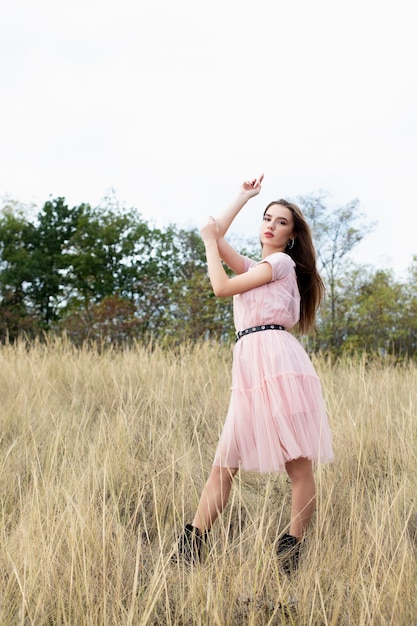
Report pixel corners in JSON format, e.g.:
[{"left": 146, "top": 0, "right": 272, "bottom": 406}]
[{"left": 236, "top": 324, "right": 285, "bottom": 342}]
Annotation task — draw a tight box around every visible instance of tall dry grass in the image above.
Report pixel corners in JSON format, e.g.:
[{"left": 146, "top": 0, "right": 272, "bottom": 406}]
[{"left": 0, "top": 338, "right": 416, "bottom": 625}]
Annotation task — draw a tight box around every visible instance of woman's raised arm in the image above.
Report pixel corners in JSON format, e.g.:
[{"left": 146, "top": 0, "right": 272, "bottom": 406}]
[
  {"left": 216, "top": 174, "right": 264, "bottom": 237},
  {"left": 215, "top": 174, "right": 264, "bottom": 274}
]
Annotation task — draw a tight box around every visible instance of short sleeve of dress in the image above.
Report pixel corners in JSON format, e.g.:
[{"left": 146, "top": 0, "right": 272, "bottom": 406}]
[
  {"left": 260, "top": 252, "right": 295, "bottom": 281},
  {"left": 243, "top": 255, "right": 257, "bottom": 272}
]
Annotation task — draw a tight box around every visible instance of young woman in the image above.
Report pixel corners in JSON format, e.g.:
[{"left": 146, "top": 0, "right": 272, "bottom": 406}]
[{"left": 174, "top": 175, "right": 334, "bottom": 572}]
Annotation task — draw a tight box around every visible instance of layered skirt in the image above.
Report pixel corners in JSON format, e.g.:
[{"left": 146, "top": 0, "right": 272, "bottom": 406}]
[{"left": 213, "top": 330, "right": 334, "bottom": 473}]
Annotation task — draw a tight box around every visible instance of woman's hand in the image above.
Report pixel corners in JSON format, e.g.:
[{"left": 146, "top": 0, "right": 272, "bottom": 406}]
[
  {"left": 241, "top": 173, "right": 264, "bottom": 198},
  {"left": 200, "top": 216, "right": 220, "bottom": 244}
]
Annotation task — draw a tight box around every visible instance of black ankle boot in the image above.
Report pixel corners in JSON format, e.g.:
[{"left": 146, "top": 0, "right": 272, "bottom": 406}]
[
  {"left": 277, "top": 533, "right": 301, "bottom": 575},
  {"left": 172, "top": 524, "right": 208, "bottom": 564}
]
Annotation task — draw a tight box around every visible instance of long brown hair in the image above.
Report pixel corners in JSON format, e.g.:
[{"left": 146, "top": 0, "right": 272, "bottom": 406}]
[{"left": 264, "top": 200, "right": 324, "bottom": 334}]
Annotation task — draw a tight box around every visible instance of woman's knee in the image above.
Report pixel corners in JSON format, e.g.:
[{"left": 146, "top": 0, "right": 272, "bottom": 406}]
[
  {"left": 285, "top": 457, "right": 314, "bottom": 483},
  {"left": 209, "top": 465, "right": 238, "bottom": 485}
]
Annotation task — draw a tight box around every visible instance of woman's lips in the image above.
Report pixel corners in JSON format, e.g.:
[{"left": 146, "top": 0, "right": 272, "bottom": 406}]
[{"left": 264, "top": 232, "right": 274, "bottom": 238}]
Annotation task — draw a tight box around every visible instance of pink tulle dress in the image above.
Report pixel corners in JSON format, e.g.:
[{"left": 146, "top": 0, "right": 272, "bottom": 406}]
[{"left": 213, "top": 252, "right": 334, "bottom": 473}]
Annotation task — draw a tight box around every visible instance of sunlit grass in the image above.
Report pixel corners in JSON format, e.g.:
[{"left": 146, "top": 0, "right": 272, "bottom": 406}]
[{"left": 0, "top": 338, "right": 416, "bottom": 624}]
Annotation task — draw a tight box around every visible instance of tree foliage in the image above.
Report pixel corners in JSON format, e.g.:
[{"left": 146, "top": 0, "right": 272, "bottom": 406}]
[
  {"left": 0, "top": 196, "right": 233, "bottom": 345},
  {"left": 0, "top": 193, "right": 415, "bottom": 357},
  {"left": 297, "top": 191, "right": 377, "bottom": 349}
]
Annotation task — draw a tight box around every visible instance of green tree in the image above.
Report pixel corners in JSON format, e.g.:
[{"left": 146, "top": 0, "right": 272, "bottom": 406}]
[
  {"left": 297, "top": 192, "right": 375, "bottom": 349},
  {"left": 28, "top": 197, "right": 84, "bottom": 327},
  {"left": 341, "top": 268, "right": 405, "bottom": 354},
  {"left": 0, "top": 207, "right": 39, "bottom": 341},
  {"left": 166, "top": 228, "right": 234, "bottom": 343},
  {"left": 61, "top": 204, "right": 177, "bottom": 340},
  {"left": 67, "top": 205, "right": 146, "bottom": 305}
]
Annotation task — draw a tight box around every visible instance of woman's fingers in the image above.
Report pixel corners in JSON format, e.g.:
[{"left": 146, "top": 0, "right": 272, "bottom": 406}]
[{"left": 245, "top": 173, "right": 264, "bottom": 188}]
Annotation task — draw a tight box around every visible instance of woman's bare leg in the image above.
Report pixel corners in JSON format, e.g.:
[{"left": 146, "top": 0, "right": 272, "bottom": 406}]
[
  {"left": 192, "top": 465, "right": 238, "bottom": 532},
  {"left": 285, "top": 457, "right": 316, "bottom": 540}
]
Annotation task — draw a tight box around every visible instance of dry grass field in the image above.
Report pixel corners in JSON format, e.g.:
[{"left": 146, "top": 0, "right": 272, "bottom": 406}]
[{"left": 0, "top": 338, "right": 416, "bottom": 625}]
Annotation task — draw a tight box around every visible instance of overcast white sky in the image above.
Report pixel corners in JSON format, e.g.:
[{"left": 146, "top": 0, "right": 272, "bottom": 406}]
[{"left": 1, "top": 0, "right": 416, "bottom": 277}]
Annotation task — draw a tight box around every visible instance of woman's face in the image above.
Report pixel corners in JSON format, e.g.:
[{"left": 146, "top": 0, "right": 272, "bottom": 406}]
[{"left": 260, "top": 204, "right": 295, "bottom": 252}]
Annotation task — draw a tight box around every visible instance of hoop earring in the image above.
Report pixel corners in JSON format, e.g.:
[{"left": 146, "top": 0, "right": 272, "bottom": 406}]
[{"left": 287, "top": 238, "right": 295, "bottom": 250}]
